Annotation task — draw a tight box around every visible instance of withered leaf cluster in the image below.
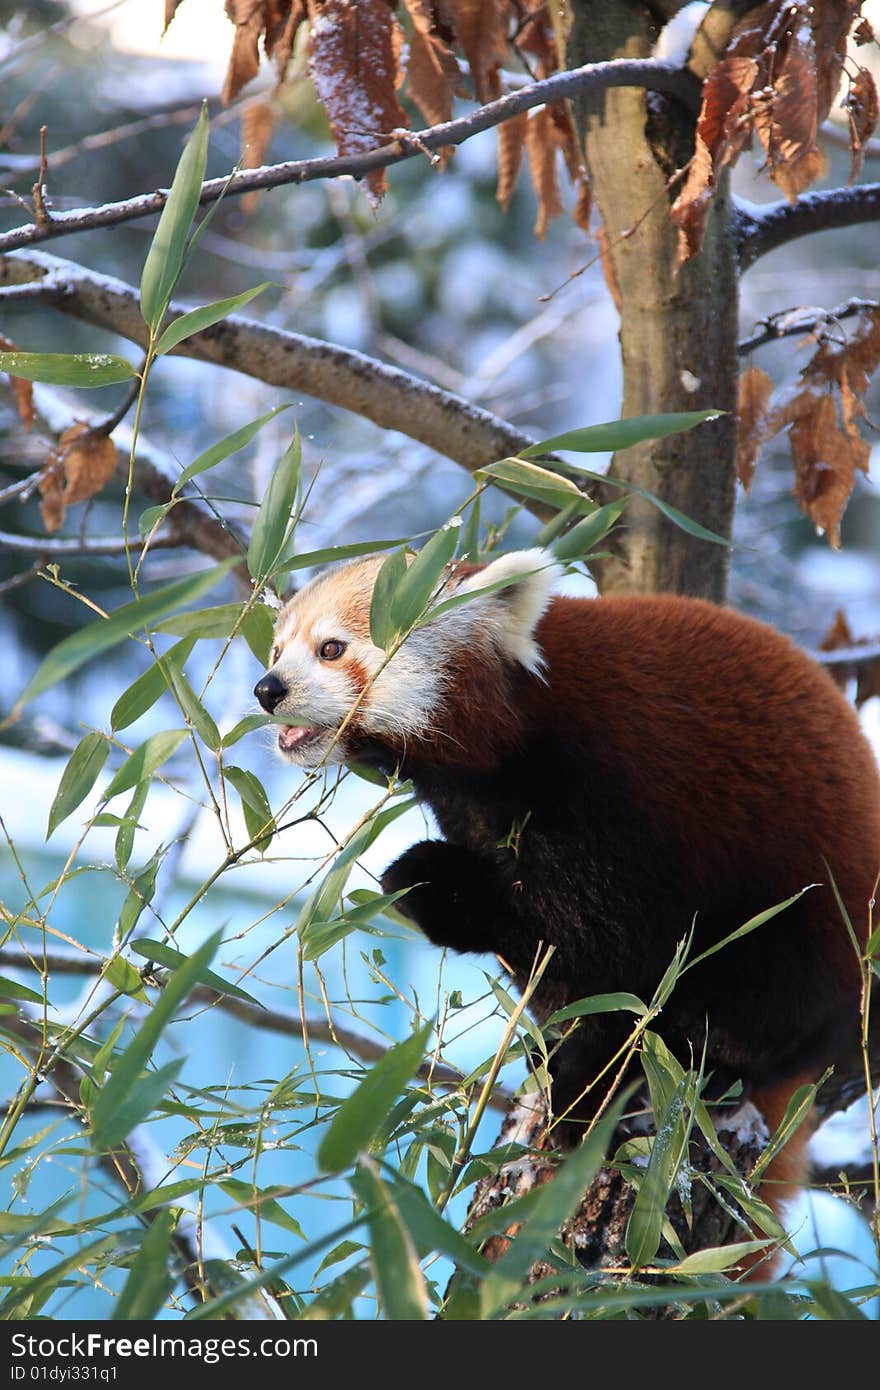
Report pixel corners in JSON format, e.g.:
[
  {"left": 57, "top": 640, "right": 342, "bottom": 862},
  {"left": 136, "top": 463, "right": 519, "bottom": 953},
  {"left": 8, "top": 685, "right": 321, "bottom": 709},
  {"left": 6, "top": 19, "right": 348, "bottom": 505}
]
[
  {"left": 672, "top": 0, "right": 872, "bottom": 262},
  {"left": 737, "top": 305, "right": 880, "bottom": 546},
  {"left": 204, "top": 1, "right": 586, "bottom": 230}
]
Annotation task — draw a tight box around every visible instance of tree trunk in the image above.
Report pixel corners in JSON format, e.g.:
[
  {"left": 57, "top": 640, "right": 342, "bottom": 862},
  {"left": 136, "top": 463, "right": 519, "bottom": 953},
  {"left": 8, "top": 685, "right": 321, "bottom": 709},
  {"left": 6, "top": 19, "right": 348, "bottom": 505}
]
[{"left": 565, "top": 1, "right": 739, "bottom": 602}]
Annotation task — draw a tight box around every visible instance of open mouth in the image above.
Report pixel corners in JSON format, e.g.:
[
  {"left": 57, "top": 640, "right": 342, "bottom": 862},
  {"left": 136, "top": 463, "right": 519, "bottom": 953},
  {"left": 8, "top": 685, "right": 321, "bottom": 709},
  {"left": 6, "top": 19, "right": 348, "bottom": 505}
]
[{"left": 278, "top": 725, "right": 327, "bottom": 755}]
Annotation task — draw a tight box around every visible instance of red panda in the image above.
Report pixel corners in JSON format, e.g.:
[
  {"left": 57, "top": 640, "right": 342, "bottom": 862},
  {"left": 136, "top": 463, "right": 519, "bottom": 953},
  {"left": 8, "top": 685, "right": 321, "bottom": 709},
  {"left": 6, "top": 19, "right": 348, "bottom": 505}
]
[{"left": 255, "top": 547, "right": 880, "bottom": 1237}]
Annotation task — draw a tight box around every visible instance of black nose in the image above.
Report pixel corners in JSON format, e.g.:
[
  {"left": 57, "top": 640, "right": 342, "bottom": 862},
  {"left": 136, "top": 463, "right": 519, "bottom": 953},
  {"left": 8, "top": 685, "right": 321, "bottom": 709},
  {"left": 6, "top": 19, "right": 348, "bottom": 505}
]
[{"left": 254, "top": 672, "right": 287, "bottom": 713}]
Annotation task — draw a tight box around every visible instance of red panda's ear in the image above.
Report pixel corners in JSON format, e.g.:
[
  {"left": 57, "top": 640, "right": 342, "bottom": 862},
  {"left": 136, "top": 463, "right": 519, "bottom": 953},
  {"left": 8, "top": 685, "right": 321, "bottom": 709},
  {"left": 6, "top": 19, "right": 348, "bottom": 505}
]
[{"left": 452, "top": 549, "right": 561, "bottom": 672}]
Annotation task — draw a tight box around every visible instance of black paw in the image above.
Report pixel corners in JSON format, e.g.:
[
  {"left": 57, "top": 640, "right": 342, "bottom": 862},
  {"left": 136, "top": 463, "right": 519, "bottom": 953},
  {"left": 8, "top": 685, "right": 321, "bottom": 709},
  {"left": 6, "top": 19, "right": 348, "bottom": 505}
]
[{"left": 380, "top": 840, "right": 504, "bottom": 953}]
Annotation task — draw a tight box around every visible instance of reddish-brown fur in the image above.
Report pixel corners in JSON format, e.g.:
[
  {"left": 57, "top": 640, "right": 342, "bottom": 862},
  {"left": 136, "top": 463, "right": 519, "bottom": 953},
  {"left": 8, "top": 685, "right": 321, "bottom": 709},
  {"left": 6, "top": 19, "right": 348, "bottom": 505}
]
[{"left": 372, "top": 592, "right": 880, "bottom": 1260}]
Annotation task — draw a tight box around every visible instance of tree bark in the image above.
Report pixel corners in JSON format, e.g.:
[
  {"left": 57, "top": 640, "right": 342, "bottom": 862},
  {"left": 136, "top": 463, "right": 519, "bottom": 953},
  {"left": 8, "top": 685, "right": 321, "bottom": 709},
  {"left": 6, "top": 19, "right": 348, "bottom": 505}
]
[{"left": 566, "top": 1, "right": 739, "bottom": 602}]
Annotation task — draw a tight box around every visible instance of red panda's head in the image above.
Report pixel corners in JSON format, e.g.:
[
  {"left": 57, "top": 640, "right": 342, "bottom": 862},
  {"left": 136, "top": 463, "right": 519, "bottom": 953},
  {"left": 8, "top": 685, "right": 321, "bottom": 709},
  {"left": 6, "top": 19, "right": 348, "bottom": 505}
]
[{"left": 253, "top": 547, "right": 561, "bottom": 768}]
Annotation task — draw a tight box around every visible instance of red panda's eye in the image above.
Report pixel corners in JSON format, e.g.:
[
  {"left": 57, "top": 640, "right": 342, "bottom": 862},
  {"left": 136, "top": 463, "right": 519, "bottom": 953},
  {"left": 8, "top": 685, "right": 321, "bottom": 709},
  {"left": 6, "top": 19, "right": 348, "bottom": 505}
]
[
  {"left": 319, "top": 639, "right": 346, "bottom": 661},
  {"left": 269, "top": 644, "right": 280, "bottom": 665}
]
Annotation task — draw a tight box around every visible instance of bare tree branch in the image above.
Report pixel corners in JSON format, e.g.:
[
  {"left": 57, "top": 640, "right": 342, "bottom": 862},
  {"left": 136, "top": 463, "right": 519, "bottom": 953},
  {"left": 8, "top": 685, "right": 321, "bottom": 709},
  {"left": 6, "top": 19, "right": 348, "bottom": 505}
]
[
  {"left": 0, "top": 529, "right": 182, "bottom": 556},
  {"left": 0, "top": 946, "right": 511, "bottom": 1110},
  {"left": 738, "top": 298, "right": 879, "bottom": 354},
  {"left": 0, "top": 249, "right": 546, "bottom": 484},
  {"left": 736, "top": 185, "right": 880, "bottom": 270},
  {"left": 0, "top": 59, "right": 701, "bottom": 257}
]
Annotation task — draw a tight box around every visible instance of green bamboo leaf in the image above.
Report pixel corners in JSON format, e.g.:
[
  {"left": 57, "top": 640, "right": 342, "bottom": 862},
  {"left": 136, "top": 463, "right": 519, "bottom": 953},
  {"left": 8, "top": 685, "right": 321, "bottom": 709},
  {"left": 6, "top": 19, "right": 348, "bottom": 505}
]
[
  {"left": 274, "top": 535, "right": 410, "bottom": 575},
  {"left": 173, "top": 404, "right": 292, "bottom": 493},
  {"left": 218, "top": 1180, "right": 306, "bottom": 1238},
  {"left": 626, "top": 1072, "right": 695, "bottom": 1270},
  {"left": 385, "top": 1169, "right": 491, "bottom": 1278},
  {"left": 458, "top": 498, "right": 481, "bottom": 560},
  {"left": 14, "top": 560, "right": 237, "bottom": 714},
  {"left": 94, "top": 1058, "right": 185, "bottom": 1153},
  {"left": 806, "top": 1283, "right": 869, "bottom": 1321},
  {"left": 666, "top": 1239, "right": 772, "bottom": 1275},
  {"left": 115, "top": 780, "right": 149, "bottom": 874},
  {"left": 139, "top": 504, "right": 168, "bottom": 538},
  {"left": 369, "top": 546, "right": 409, "bottom": 649},
  {"left": 116, "top": 849, "right": 163, "bottom": 943},
  {"left": 103, "top": 730, "right": 186, "bottom": 801},
  {"left": 112, "top": 1209, "right": 175, "bottom": 1321},
  {"left": 0, "top": 351, "right": 137, "bottom": 388},
  {"left": 130, "top": 937, "right": 260, "bottom": 1006},
  {"left": 522, "top": 410, "right": 723, "bottom": 457},
  {"left": 349, "top": 1161, "right": 429, "bottom": 1320},
  {"left": 476, "top": 457, "right": 590, "bottom": 512},
  {"left": 296, "top": 799, "right": 417, "bottom": 941},
  {"left": 296, "top": 1264, "right": 370, "bottom": 1320},
  {"left": 684, "top": 889, "right": 811, "bottom": 973},
  {"left": 110, "top": 638, "right": 196, "bottom": 731},
  {"left": 46, "top": 731, "right": 110, "bottom": 838},
  {"left": 317, "top": 1022, "right": 432, "bottom": 1173},
  {"left": 0, "top": 1235, "right": 118, "bottom": 1320},
  {"left": 388, "top": 523, "right": 461, "bottom": 632},
  {"left": 165, "top": 666, "right": 221, "bottom": 751},
  {"left": 102, "top": 955, "right": 149, "bottom": 1003},
  {"left": 155, "top": 283, "right": 272, "bottom": 354},
  {"left": 551, "top": 499, "right": 627, "bottom": 562},
  {"left": 140, "top": 105, "right": 209, "bottom": 332},
  {"left": 544, "top": 991, "right": 647, "bottom": 1026},
  {"left": 0, "top": 976, "right": 44, "bottom": 1005},
  {"left": 220, "top": 713, "right": 271, "bottom": 748},
  {"left": 90, "top": 931, "right": 221, "bottom": 1150},
  {"left": 247, "top": 428, "right": 302, "bottom": 581},
  {"left": 224, "top": 765, "right": 274, "bottom": 851},
  {"left": 480, "top": 1096, "right": 628, "bottom": 1317}
]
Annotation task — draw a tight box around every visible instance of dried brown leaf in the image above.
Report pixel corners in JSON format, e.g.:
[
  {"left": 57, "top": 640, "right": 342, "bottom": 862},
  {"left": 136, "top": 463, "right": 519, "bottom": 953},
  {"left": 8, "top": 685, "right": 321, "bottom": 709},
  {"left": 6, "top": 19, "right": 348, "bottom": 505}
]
[
  {"left": 496, "top": 109, "right": 527, "bottom": 212},
  {"left": 819, "top": 608, "right": 854, "bottom": 652},
  {"left": 787, "top": 391, "right": 868, "bottom": 547},
  {"left": 523, "top": 106, "right": 562, "bottom": 240},
  {"left": 513, "top": 0, "right": 556, "bottom": 78},
  {"left": 736, "top": 364, "right": 774, "bottom": 492},
  {"left": 402, "top": 0, "right": 461, "bottom": 128},
  {"left": 0, "top": 332, "right": 34, "bottom": 431},
  {"left": 846, "top": 66, "right": 879, "bottom": 184},
  {"left": 164, "top": 0, "right": 186, "bottom": 34},
  {"left": 752, "top": 10, "right": 826, "bottom": 204},
  {"left": 572, "top": 175, "right": 592, "bottom": 237},
  {"left": 222, "top": 0, "right": 266, "bottom": 104},
  {"left": 671, "top": 54, "right": 759, "bottom": 263},
  {"left": 810, "top": 0, "right": 861, "bottom": 123},
  {"left": 853, "top": 18, "right": 875, "bottom": 46},
  {"left": 307, "top": 0, "right": 408, "bottom": 203},
  {"left": 448, "top": 0, "right": 509, "bottom": 103},
  {"left": 40, "top": 422, "right": 119, "bottom": 534},
  {"left": 240, "top": 100, "right": 276, "bottom": 212},
  {"left": 266, "top": 1, "right": 306, "bottom": 79}
]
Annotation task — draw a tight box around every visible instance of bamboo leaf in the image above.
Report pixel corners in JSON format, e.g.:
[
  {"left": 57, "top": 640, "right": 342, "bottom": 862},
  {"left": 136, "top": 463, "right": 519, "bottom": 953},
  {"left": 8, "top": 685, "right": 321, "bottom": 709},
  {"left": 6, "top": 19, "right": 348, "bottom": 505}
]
[
  {"left": 14, "top": 560, "right": 236, "bottom": 714},
  {"left": 0, "top": 351, "right": 137, "bottom": 388},
  {"left": 388, "top": 524, "right": 460, "bottom": 632},
  {"left": 90, "top": 931, "right": 221, "bottom": 1149},
  {"left": 130, "top": 937, "right": 260, "bottom": 1006},
  {"left": 173, "top": 405, "right": 291, "bottom": 493},
  {"left": 155, "top": 284, "right": 272, "bottom": 354},
  {"left": 247, "top": 429, "right": 302, "bottom": 582},
  {"left": 369, "top": 547, "right": 408, "bottom": 650},
  {"left": 476, "top": 457, "right": 590, "bottom": 511},
  {"left": 522, "top": 410, "right": 723, "bottom": 457},
  {"left": 46, "top": 731, "right": 110, "bottom": 838},
  {"left": 140, "top": 105, "right": 209, "bottom": 332},
  {"left": 112, "top": 1209, "right": 175, "bottom": 1321},
  {"left": 102, "top": 730, "right": 186, "bottom": 801},
  {"left": 349, "top": 1161, "right": 429, "bottom": 1320},
  {"left": 551, "top": 499, "right": 627, "bottom": 562},
  {"left": 317, "top": 1022, "right": 432, "bottom": 1173},
  {"left": 109, "top": 638, "right": 196, "bottom": 731}
]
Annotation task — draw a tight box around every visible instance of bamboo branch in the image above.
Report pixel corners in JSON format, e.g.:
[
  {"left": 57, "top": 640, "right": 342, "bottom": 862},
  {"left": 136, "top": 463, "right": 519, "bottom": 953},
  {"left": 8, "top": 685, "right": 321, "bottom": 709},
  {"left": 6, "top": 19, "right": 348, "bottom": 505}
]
[{"left": 0, "top": 59, "right": 701, "bottom": 257}]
